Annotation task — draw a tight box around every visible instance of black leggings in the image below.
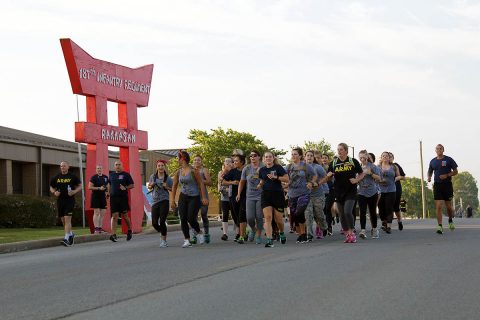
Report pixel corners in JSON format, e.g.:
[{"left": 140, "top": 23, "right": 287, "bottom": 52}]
[
  {"left": 358, "top": 194, "right": 378, "bottom": 229},
  {"left": 230, "top": 196, "right": 246, "bottom": 224},
  {"left": 200, "top": 205, "right": 209, "bottom": 234},
  {"left": 178, "top": 193, "right": 201, "bottom": 239},
  {"left": 379, "top": 192, "right": 396, "bottom": 224},
  {"left": 324, "top": 193, "right": 335, "bottom": 227},
  {"left": 151, "top": 200, "right": 169, "bottom": 236}
]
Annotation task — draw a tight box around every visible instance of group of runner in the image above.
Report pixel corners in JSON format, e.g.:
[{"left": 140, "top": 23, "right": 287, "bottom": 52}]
[{"left": 50, "top": 143, "right": 458, "bottom": 248}]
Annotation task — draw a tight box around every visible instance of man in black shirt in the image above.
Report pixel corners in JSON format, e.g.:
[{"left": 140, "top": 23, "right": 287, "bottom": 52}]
[
  {"left": 49, "top": 161, "right": 82, "bottom": 247},
  {"left": 109, "top": 161, "right": 135, "bottom": 242}
]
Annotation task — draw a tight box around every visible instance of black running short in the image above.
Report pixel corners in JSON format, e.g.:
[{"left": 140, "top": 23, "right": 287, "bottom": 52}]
[
  {"left": 261, "top": 190, "right": 285, "bottom": 213},
  {"left": 433, "top": 182, "right": 453, "bottom": 201},
  {"left": 90, "top": 193, "right": 107, "bottom": 209},
  {"left": 57, "top": 198, "right": 75, "bottom": 217},
  {"left": 110, "top": 196, "right": 130, "bottom": 214}
]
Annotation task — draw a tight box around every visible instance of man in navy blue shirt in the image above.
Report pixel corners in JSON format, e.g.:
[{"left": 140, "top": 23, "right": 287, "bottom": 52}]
[
  {"left": 109, "top": 161, "right": 135, "bottom": 242},
  {"left": 427, "top": 144, "right": 458, "bottom": 234}
]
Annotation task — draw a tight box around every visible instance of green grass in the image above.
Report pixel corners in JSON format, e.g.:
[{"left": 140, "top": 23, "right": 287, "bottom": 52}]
[{"left": 0, "top": 227, "right": 93, "bottom": 244}]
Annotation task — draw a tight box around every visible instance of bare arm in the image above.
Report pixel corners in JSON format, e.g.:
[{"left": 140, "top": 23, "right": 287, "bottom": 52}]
[{"left": 203, "top": 168, "right": 212, "bottom": 187}]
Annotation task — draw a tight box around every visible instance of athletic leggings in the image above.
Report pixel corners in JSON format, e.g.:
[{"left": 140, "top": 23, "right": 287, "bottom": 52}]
[
  {"left": 151, "top": 200, "right": 169, "bottom": 236},
  {"left": 336, "top": 199, "right": 356, "bottom": 231},
  {"left": 199, "top": 205, "right": 209, "bottom": 234},
  {"left": 358, "top": 194, "right": 378, "bottom": 230},
  {"left": 178, "top": 193, "right": 201, "bottom": 239},
  {"left": 379, "top": 192, "right": 396, "bottom": 224},
  {"left": 288, "top": 194, "right": 310, "bottom": 226},
  {"left": 230, "top": 196, "right": 247, "bottom": 224},
  {"left": 324, "top": 193, "right": 334, "bottom": 227},
  {"left": 246, "top": 199, "right": 263, "bottom": 232}
]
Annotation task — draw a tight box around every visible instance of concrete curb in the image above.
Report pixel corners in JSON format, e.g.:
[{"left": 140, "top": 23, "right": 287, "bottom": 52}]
[{"left": 0, "top": 221, "right": 226, "bottom": 254}]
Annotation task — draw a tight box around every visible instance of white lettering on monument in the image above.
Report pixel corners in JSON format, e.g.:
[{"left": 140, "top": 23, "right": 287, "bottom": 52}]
[
  {"left": 99, "top": 128, "right": 136, "bottom": 145},
  {"left": 78, "top": 67, "right": 150, "bottom": 94}
]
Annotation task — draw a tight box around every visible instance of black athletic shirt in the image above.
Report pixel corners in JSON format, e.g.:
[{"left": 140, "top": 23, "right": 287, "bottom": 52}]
[
  {"left": 328, "top": 157, "right": 363, "bottom": 201},
  {"left": 50, "top": 173, "right": 81, "bottom": 200}
]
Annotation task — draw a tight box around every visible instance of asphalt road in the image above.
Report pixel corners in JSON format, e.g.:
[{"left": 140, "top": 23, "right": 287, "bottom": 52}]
[{"left": 1, "top": 218, "right": 479, "bottom": 320}]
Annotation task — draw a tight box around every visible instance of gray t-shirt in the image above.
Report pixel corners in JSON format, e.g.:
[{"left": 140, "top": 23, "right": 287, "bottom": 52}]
[
  {"left": 287, "top": 162, "right": 316, "bottom": 198},
  {"left": 357, "top": 163, "right": 380, "bottom": 197},
  {"left": 378, "top": 165, "right": 397, "bottom": 193},
  {"left": 241, "top": 164, "right": 263, "bottom": 201},
  {"left": 310, "top": 163, "right": 326, "bottom": 198},
  {"left": 179, "top": 169, "right": 200, "bottom": 196},
  {"left": 148, "top": 173, "right": 173, "bottom": 205}
]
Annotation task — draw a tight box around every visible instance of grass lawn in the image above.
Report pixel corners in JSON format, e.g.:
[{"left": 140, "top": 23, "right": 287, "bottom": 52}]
[{"left": 0, "top": 227, "right": 93, "bottom": 244}]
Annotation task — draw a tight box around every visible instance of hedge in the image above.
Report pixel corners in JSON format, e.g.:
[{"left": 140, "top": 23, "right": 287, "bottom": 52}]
[{"left": 0, "top": 194, "right": 84, "bottom": 228}]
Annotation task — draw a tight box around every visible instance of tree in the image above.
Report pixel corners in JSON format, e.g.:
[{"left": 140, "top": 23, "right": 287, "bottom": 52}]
[
  {"left": 296, "top": 139, "right": 335, "bottom": 158},
  {"left": 167, "top": 127, "right": 285, "bottom": 195},
  {"left": 452, "top": 172, "right": 479, "bottom": 214},
  {"left": 401, "top": 177, "right": 435, "bottom": 218}
]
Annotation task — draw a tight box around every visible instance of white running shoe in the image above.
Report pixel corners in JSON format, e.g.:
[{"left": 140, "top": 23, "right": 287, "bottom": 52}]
[
  {"left": 372, "top": 228, "right": 380, "bottom": 239},
  {"left": 159, "top": 239, "right": 168, "bottom": 248},
  {"left": 182, "top": 240, "right": 192, "bottom": 248},
  {"left": 198, "top": 234, "right": 205, "bottom": 245},
  {"left": 359, "top": 229, "right": 367, "bottom": 239}
]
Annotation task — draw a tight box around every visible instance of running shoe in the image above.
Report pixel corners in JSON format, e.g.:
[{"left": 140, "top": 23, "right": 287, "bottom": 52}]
[
  {"left": 289, "top": 227, "right": 295, "bottom": 233},
  {"left": 436, "top": 225, "right": 443, "bottom": 234},
  {"left": 221, "top": 234, "right": 228, "bottom": 241},
  {"left": 359, "top": 229, "right": 367, "bottom": 239},
  {"left": 265, "top": 239, "right": 274, "bottom": 248},
  {"left": 61, "top": 239, "right": 71, "bottom": 247},
  {"left": 350, "top": 233, "right": 357, "bottom": 243},
  {"left": 68, "top": 232, "right": 75, "bottom": 246},
  {"left": 248, "top": 231, "right": 255, "bottom": 242},
  {"left": 237, "top": 236, "right": 245, "bottom": 244},
  {"left": 191, "top": 234, "right": 197, "bottom": 244},
  {"left": 204, "top": 233, "right": 211, "bottom": 244},
  {"left": 381, "top": 222, "right": 387, "bottom": 231},
  {"left": 296, "top": 235, "right": 303, "bottom": 243},
  {"left": 353, "top": 228, "right": 357, "bottom": 234},
  {"left": 448, "top": 222, "right": 455, "bottom": 231},
  {"left": 327, "top": 226, "right": 333, "bottom": 236},
  {"left": 126, "top": 230, "right": 132, "bottom": 241},
  {"left": 344, "top": 234, "right": 351, "bottom": 243},
  {"left": 279, "top": 232, "right": 286, "bottom": 244},
  {"left": 159, "top": 239, "right": 168, "bottom": 248},
  {"left": 109, "top": 234, "right": 118, "bottom": 242},
  {"left": 198, "top": 234, "right": 205, "bottom": 245},
  {"left": 94, "top": 228, "right": 100, "bottom": 234},
  {"left": 386, "top": 227, "right": 392, "bottom": 234},
  {"left": 255, "top": 236, "right": 262, "bottom": 245},
  {"left": 273, "top": 232, "right": 280, "bottom": 241},
  {"left": 398, "top": 221, "right": 404, "bottom": 231},
  {"left": 234, "top": 234, "right": 240, "bottom": 242},
  {"left": 372, "top": 229, "right": 380, "bottom": 239},
  {"left": 301, "top": 234, "right": 308, "bottom": 243},
  {"left": 182, "top": 240, "right": 192, "bottom": 248},
  {"left": 315, "top": 226, "right": 321, "bottom": 239},
  {"left": 322, "top": 229, "right": 327, "bottom": 237},
  {"left": 306, "top": 234, "right": 313, "bottom": 242}
]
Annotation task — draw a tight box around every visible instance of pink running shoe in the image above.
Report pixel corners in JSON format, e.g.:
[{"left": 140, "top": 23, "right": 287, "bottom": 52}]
[
  {"left": 344, "top": 234, "right": 351, "bottom": 243},
  {"left": 350, "top": 233, "right": 357, "bottom": 243},
  {"left": 318, "top": 229, "right": 324, "bottom": 239},
  {"left": 315, "top": 226, "right": 321, "bottom": 239}
]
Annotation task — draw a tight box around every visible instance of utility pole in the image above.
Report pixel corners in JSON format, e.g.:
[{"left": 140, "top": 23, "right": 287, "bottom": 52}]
[{"left": 420, "top": 140, "right": 426, "bottom": 219}]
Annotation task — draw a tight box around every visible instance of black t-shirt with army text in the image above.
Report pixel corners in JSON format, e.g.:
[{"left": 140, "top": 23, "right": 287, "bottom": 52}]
[
  {"left": 50, "top": 172, "right": 81, "bottom": 199},
  {"left": 328, "top": 157, "right": 363, "bottom": 201}
]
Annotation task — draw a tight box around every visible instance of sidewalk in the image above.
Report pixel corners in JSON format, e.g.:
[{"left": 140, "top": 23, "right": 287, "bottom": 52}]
[{"left": 0, "top": 221, "right": 224, "bottom": 254}]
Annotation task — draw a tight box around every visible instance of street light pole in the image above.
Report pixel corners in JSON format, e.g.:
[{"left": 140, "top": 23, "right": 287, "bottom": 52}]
[{"left": 420, "top": 140, "right": 426, "bottom": 219}]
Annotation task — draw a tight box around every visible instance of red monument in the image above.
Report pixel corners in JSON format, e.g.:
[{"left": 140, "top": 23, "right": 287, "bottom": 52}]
[{"left": 60, "top": 38, "right": 153, "bottom": 234}]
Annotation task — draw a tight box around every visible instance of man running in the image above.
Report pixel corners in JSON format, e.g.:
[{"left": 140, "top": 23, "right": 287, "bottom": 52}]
[
  {"left": 109, "top": 161, "right": 135, "bottom": 242},
  {"left": 427, "top": 144, "right": 458, "bottom": 234},
  {"left": 49, "top": 161, "right": 82, "bottom": 247}
]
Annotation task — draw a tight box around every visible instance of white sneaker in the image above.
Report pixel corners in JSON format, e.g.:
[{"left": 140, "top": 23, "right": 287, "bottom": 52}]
[
  {"left": 182, "top": 240, "right": 192, "bottom": 248},
  {"left": 198, "top": 234, "right": 205, "bottom": 245},
  {"left": 359, "top": 229, "right": 367, "bottom": 239},
  {"left": 372, "top": 229, "right": 379, "bottom": 239},
  {"left": 159, "top": 239, "right": 168, "bottom": 248}
]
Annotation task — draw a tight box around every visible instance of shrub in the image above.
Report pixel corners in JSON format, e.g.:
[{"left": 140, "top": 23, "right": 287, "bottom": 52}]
[{"left": 0, "top": 194, "right": 57, "bottom": 228}]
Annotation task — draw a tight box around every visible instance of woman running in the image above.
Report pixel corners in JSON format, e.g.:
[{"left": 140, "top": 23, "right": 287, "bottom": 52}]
[
  {"left": 304, "top": 150, "right": 327, "bottom": 241},
  {"left": 147, "top": 160, "right": 173, "bottom": 247},
  {"left": 223, "top": 154, "right": 247, "bottom": 244},
  {"left": 390, "top": 153, "right": 406, "bottom": 230},
  {"left": 258, "top": 151, "right": 289, "bottom": 247},
  {"left": 218, "top": 157, "right": 235, "bottom": 241},
  {"left": 321, "top": 153, "right": 335, "bottom": 235},
  {"left": 378, "top": 151, "right": 400, "bottom": 234},
  {"left": 171, "top": 150, "right": 209, "bottom": 248},
  {"left": 237, "top": 150, "right": 264, "bottom": 244},
  {"left": 193, "top": 155, "right": 212, "bottom": 243},
  {"left": 88, "top": 165, "right": 109, "bottom": 234},
  {"left": 326, "top": 143, "right": 364, "bottom": 243},
  {"left": 286, "top": 148, "right": 316, "bottom": 244},
  {"left": 357, "top": 150, "right": 381, "bottom": 239}
]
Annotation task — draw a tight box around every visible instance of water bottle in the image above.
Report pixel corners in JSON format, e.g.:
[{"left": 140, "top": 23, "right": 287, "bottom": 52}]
[{"left": 67, "top": 185, "right": 72, "bottom": 194}]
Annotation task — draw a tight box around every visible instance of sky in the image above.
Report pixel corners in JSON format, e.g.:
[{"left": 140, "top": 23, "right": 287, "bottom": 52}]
[{"left": 0, "top": 0, "right": 479, "bottom": 192}]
